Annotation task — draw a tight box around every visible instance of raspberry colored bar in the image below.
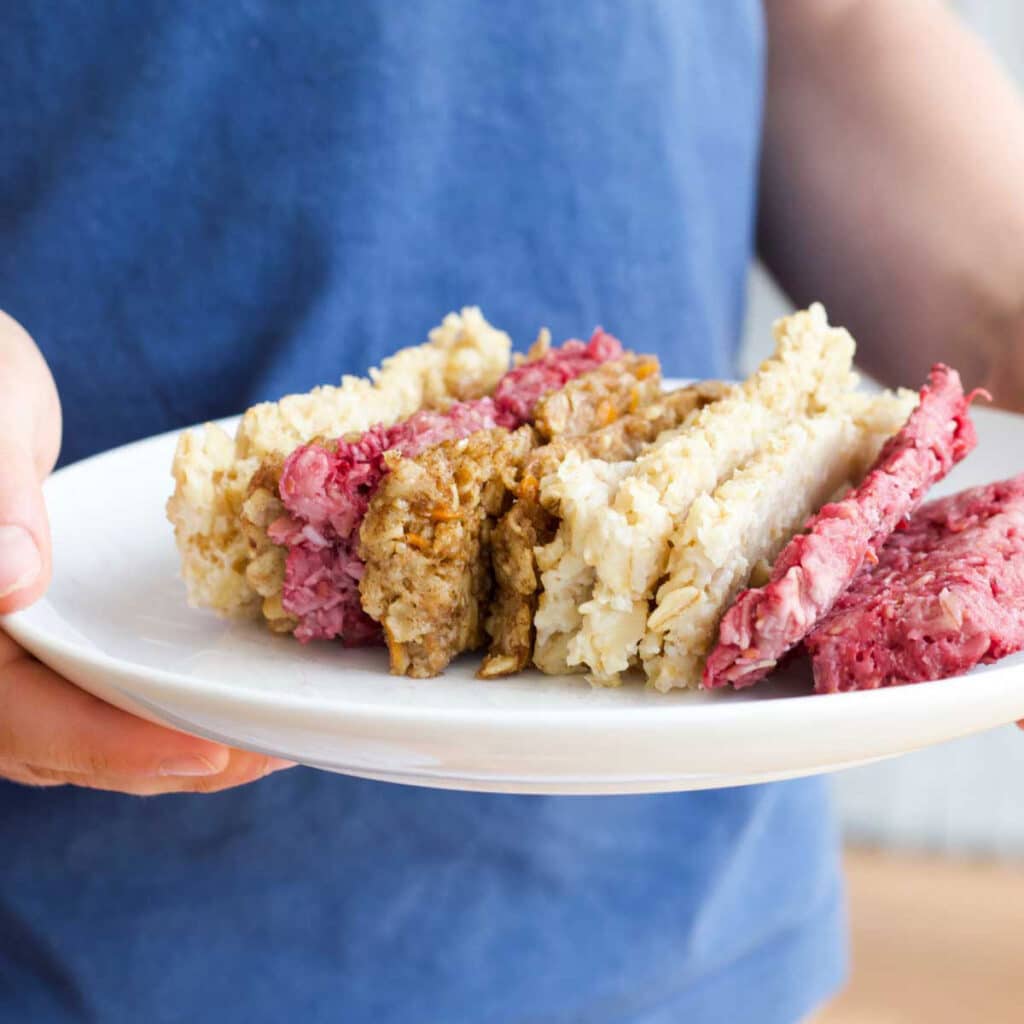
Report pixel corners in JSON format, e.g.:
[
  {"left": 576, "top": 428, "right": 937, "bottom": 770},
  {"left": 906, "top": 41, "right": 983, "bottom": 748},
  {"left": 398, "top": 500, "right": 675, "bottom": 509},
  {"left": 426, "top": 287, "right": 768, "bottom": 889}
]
[
  {"left": 809, "top": 475, "right": 1024, "bottom": 692},
  {"left": 703, "top": 365, "right": 981, "bottom": 690}
]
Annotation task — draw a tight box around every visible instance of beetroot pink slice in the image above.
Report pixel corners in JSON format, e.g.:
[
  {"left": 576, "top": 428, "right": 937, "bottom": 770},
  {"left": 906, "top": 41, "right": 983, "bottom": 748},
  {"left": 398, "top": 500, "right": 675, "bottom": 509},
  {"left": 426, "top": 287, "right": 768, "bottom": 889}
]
[{"left": 703, "top": 365, "right": 982, "bottom": 689}]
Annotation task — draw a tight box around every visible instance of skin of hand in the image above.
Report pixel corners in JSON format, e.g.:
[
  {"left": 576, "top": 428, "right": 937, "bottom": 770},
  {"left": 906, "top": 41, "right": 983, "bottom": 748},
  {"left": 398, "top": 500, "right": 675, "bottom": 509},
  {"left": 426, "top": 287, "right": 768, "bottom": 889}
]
[
  {"left": 760, "top": 0, "right": 1024, "bottom": 412},
  {"left": 0, "top": 310, "right": 295, "bottom": 793}
]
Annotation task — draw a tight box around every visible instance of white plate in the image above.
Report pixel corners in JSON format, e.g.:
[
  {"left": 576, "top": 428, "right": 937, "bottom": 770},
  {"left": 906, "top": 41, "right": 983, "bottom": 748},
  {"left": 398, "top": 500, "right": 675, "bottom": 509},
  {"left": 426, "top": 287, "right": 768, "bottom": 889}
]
[{"left": 4, "top": 396, "right": 1024, "bottom": 795}]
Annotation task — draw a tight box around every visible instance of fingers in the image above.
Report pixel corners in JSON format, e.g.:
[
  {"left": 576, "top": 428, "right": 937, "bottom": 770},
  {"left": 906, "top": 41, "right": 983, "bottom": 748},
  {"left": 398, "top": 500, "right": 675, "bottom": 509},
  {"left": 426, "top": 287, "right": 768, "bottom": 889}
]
[
  {"left": 0, "top": 310, "right": 61, "bottom": 614},
  {"left": 5, "top": 749, "right": 295, "bottom": 797},
  {"left": 0, "top": 312, "right": 296, "bottom": 797},
  {"left": 0, "top": 655, "right": 228, "bottom": 779},
  {"left": 0, "top": 636, "right": 295, "bottom": 794}
]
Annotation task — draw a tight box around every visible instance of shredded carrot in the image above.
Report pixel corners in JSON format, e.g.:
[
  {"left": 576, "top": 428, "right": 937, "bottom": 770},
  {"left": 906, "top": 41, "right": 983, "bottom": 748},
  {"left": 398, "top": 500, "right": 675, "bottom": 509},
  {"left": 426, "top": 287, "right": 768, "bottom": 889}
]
[
  {"left": 635, "top": 361, "right": 658, "bottom": 381},
  {"left": 599, "top": 401, "right": 618, "bottom": 426},
  {"left": 628, "top": 386, "right": 641, "bottom": 413},
  {"left": 518, "top": 474, "right": 539, "bottom": 501},
  {"left": 430, "top": 506, "right": 461, "bottom": 521},
  {"left": 405, "top": 532, "right": 431, "bottom": 550}
]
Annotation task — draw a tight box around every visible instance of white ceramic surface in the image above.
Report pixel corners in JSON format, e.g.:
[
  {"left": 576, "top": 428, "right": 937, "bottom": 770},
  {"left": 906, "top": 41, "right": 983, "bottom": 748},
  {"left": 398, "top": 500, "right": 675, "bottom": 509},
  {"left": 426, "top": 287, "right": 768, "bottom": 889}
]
[{"left": 4, "top": 397, "right": 1024, "bottom": 795}]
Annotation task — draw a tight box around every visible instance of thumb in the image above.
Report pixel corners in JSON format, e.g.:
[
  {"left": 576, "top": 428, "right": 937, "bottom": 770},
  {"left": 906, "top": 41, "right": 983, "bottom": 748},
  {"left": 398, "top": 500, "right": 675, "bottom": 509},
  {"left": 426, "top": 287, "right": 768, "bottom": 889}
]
[
  {"left": 0, "top": 311, "right": 61, "bottom": 614},
  {"left": 0, "top": 440, "right": 50, "bottom": 612}
]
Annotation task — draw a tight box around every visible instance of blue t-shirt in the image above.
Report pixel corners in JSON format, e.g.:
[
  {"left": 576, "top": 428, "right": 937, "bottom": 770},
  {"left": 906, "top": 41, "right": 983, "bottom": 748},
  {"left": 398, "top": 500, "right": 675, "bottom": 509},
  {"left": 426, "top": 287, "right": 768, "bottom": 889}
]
[{"left": 0, "top": 3, "right": 847, "bottom": 1022}]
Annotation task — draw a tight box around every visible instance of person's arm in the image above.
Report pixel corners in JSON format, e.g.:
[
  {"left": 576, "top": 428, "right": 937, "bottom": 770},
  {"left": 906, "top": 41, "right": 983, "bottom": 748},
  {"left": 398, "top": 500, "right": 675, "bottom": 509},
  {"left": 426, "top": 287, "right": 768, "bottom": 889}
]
[
  {"left": 759, "top": 0, "right": 1024, "bottom": 408},
  {"left": 0, "top": 311, "right": 292, "bottom": 793}
]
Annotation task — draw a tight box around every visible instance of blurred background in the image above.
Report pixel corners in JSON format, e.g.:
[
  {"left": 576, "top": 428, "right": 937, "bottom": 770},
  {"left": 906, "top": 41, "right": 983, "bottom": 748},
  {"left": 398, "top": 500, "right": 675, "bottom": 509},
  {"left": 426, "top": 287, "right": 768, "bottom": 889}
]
[{"left": 742, "top": 4, "right": 1024, "bottom": 1021}]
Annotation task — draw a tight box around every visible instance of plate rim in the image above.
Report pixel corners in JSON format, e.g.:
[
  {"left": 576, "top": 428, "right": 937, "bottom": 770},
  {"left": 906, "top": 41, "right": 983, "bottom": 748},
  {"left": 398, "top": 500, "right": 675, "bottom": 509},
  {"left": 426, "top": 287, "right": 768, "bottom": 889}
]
[{"left": 6, "top": 584, "right": 1023, "bottom": 731}]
